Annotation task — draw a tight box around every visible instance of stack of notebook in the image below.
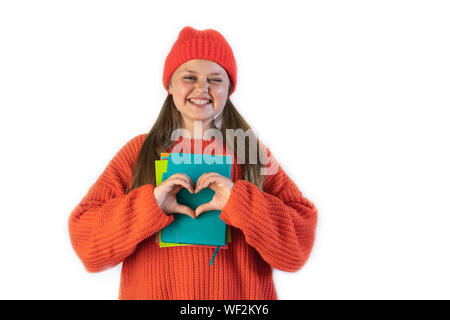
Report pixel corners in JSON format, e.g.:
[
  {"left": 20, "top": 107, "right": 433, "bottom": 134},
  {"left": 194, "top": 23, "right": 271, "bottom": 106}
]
[{"left": 155, "top": 153, "right": 233, "bottom": 258}]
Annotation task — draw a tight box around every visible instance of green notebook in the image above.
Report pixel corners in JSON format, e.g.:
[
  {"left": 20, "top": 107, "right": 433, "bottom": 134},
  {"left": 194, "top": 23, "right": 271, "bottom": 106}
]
[{"left": 160, "top": 153, "right": 232, "bottom": 247}]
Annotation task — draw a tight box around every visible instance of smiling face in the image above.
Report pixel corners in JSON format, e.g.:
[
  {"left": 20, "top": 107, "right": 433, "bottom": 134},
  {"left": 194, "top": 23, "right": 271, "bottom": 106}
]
[{"left": 168, "top": 59, "right": 231, "bottom": 133}]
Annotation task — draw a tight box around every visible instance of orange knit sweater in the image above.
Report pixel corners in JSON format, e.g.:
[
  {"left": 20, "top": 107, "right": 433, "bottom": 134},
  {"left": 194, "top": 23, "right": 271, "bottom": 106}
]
[{"left": 68, "top": 134, "right": 318, "bottom": 300}]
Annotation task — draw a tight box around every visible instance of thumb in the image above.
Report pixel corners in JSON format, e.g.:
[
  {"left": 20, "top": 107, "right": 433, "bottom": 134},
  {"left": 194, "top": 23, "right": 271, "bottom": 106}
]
[
  {"left": 195, "top": 201, "right": 216, "bottom": 218},
  {"left": 174, "top": 204, "right": 196, "bottom": 219}
]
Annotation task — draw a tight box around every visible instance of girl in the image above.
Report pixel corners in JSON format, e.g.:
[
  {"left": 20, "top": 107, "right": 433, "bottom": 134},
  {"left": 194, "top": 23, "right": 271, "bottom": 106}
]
[{"left": 68, "top": 26, "right": 318, "bottom": 300}]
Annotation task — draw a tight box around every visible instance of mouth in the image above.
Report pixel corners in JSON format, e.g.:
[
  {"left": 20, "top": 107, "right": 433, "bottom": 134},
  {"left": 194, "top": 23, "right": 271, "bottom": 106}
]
[{"left": 187, "top": 98, "right": 212, "bottom": 108}]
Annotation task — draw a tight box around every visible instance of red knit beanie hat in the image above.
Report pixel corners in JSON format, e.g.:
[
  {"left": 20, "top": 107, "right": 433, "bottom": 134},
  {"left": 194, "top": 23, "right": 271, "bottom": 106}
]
[{"left": 163, "top": 26, "right": 237, "bottom": 96}]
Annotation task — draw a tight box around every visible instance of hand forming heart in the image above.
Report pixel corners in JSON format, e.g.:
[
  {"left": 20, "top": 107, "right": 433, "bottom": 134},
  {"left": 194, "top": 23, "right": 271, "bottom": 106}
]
[{"left": 153, "top": 172, "right": 234, "bottom": 219}]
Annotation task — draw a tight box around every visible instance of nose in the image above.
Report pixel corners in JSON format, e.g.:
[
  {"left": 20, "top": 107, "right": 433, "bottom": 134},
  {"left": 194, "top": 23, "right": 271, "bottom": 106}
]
[{"left": 195, "top": 78, "right": 209, "bottom": 92}]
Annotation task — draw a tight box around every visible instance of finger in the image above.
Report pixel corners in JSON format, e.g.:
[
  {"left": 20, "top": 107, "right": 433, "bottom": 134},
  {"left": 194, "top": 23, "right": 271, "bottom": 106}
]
[
  {"left": 167, "top": 174, "right": 195, "bottom": 192},
  {"left": 196, "top": 174, "right": 222, "bottom": 193},
  {"left": 169, "top": 173, "right": 195, "bottom": 185},
  {"left": 195, "top": 173, "right": 219, "bottom": 193},
  {"left": 194, "top": 173, "right": 206, "bottom": 193},
  {"left": 167, "top": 178, "right": 194, "bottom": 193},
  {"left": 196, "top": 172, "right": 216, "bottom": 185},
  {"left": 195, "top": 200, "right": 217, "bottom": 218},
  {"left": 195, "top": 178, "right": 211, "bottom": 193},
  {"left": 174, "top": 204, "right": 196, "bottom": 219}
]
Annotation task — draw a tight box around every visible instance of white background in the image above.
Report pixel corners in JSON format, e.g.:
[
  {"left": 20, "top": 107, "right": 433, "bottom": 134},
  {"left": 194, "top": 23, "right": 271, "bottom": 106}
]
[{"left": 1, "top": 0, "right": 449, "bottom": 300}]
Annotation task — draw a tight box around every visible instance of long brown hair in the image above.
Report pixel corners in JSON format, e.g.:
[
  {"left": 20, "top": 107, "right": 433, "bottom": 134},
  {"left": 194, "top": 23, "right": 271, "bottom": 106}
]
[{"left": 126, "top": 85, "right": 266, "bottom": 194}]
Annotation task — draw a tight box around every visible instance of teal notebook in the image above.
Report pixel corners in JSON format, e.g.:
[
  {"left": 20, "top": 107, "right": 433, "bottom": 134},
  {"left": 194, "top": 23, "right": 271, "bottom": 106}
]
[{"left": 161, "top": 153, "right": 232, "bottom": 247}]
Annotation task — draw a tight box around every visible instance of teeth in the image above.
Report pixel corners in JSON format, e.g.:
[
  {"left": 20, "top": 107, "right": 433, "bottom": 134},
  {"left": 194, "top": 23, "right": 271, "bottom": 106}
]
[{"left": 189, "top": 99, "right": 211, "bottom": 105}]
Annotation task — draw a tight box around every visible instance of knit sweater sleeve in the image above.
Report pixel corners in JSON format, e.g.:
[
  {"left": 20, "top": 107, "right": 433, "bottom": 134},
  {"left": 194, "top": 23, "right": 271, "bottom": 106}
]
[
  {"left": 219, "top": 146, "right": 318, "bottom": 272},
  {"left": 68, "top": 135, "right": 174, "bottom": 273}
]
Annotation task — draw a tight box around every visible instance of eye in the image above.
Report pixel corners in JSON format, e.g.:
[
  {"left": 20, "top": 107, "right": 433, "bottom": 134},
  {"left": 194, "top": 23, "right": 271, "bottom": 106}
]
[{"left": 182, "top": 76, "right": 222, "bottom": 82}]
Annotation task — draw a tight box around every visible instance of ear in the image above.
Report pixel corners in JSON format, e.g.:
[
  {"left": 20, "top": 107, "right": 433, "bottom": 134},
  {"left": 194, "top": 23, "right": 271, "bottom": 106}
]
[{"left": 168, "top": 79, "right": 173, "bottom": 94}]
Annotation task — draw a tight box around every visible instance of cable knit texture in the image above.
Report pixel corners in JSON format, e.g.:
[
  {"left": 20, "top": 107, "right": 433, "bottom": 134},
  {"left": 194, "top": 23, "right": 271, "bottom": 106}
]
[{"left": 68, "top": 134, "right": 318, "bottom": 300}]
